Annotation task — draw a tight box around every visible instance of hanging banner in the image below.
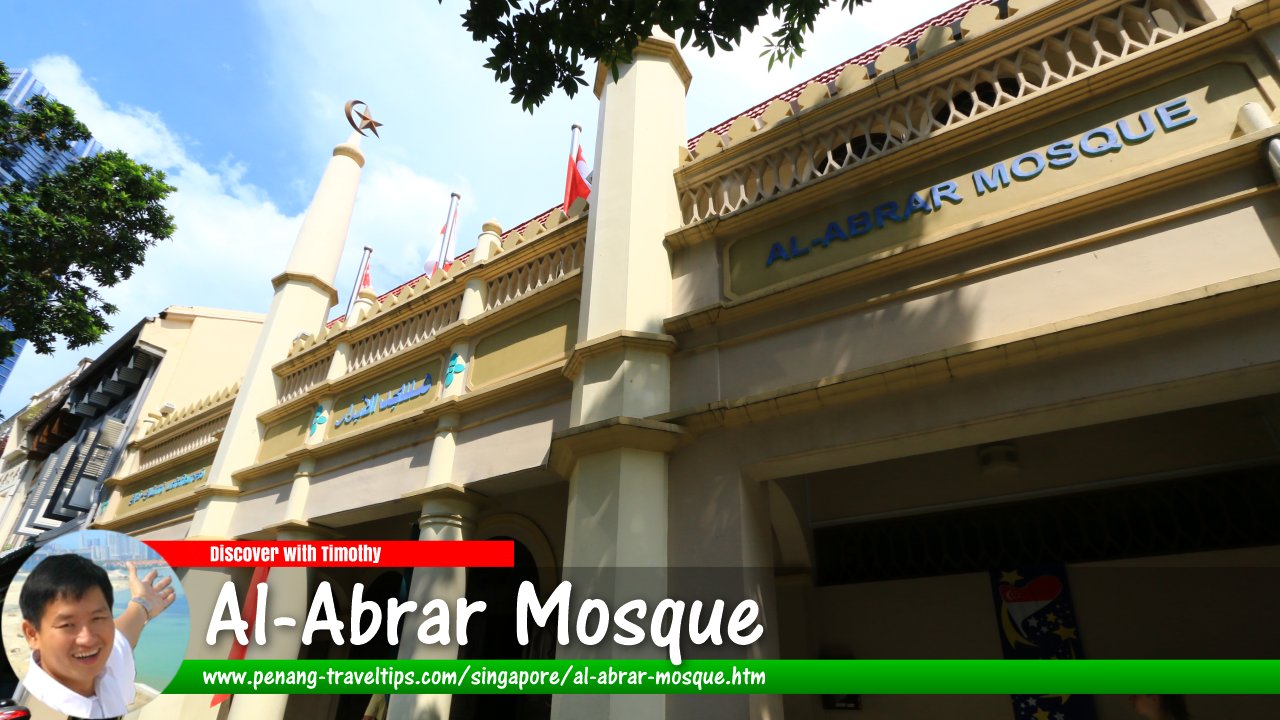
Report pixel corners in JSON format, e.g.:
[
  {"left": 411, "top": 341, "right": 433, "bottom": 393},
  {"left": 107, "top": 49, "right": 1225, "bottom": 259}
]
[{"left": 990, "top": 565, "right": 1097, "bottom": 720}]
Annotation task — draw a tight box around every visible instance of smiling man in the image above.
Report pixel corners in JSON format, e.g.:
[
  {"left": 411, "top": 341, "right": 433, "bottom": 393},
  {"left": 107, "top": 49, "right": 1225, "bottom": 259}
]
[{"left": 18, "top": 554, "right": 176, "bottom": 719}]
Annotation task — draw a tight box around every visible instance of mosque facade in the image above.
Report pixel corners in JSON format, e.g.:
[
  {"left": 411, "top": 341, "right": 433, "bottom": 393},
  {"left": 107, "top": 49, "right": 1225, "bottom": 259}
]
[{"left": 86, "top": 0, "right": 1280, "bottom": 718}]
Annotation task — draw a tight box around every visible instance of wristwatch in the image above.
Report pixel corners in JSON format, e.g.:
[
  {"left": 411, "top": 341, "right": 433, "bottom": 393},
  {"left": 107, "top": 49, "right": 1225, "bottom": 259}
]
[{"left": 130, "top": 596, "right": 154, "bottom": 621}]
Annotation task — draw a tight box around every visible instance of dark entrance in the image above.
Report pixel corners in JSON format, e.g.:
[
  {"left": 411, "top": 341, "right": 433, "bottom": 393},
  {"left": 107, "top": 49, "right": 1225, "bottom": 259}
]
[
  {"left": 450, "top": 537, "right": 552, "bottom": 720},
  {"left": 814, "top": 464, "right": 1280, "bottom": 586},
  {"left": 332, "top": 570, "right": 405, "bottom": 720}
]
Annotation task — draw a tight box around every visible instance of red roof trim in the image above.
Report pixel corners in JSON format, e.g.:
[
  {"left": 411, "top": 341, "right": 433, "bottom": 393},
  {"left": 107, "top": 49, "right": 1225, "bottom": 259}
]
[{"left": 691, "top": 0, "right": 992, "bottom": 145}]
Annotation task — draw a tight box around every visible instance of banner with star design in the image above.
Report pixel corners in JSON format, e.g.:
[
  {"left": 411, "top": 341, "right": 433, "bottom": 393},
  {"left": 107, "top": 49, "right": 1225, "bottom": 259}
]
[{"left": 990, "top": 566, "right": 1097, "bottom": 720}]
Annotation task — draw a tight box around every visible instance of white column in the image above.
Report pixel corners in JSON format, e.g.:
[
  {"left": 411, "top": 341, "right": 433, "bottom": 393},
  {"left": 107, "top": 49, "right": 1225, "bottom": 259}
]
[
  {"left": 190, "top": 132, "right": 366, "bottom": 540},
  {"left": 440, "top": 224, "right": 497, "bottom": 401},
  {"left": 553, "top": 30, "right": 690, "bottom": 720},
  {"left": 224, "top": 525, "right": 324, "bottom": 720},
  {"left": 386, "top": 487, "right": 482, "bottom": 720}
]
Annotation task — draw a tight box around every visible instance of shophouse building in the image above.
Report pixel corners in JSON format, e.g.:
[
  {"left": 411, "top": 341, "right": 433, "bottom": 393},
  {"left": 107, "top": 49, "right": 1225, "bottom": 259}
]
[{"left": 0, "top": 308, "right": 262, "bottom": 549}]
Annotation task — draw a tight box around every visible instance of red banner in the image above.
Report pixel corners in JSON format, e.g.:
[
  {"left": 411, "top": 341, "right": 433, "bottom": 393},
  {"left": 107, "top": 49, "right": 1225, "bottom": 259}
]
[{"left": 143, "top": 540, "right": 513, "bottom": 568}]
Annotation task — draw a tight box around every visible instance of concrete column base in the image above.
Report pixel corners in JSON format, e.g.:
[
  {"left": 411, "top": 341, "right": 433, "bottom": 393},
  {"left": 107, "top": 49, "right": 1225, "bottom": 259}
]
[
  {"left": 551, "top": 447, "right": 670, "bottom": 720},
  {"left": 386, "top": 487, "right": 483, "bottom": 720}
]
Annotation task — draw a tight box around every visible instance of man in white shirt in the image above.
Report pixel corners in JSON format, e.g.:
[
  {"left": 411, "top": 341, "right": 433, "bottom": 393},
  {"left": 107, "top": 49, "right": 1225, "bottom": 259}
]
[{"left": 19, "top": 553, "right": 176, "bottom": 719}]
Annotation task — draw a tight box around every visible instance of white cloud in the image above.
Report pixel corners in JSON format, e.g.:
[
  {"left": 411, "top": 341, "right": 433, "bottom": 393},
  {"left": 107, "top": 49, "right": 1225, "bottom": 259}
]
[
  {"left": 7, "top": 61, "right": 313, "bottom": 416},
  {"left": 0, "top": 55, "right": 305, "bottom": 415},
  {"left": 250, "top": 0, "right": 602, "bottom": 262},
  {"left": 344, "top": 160, "right": 470, "bottom": 296},
  {"left": 249, "top": 0, "right": 963, "bottom": 245},
  {"left": 0, "top": 53, "right": 466, "bottom": 416}
]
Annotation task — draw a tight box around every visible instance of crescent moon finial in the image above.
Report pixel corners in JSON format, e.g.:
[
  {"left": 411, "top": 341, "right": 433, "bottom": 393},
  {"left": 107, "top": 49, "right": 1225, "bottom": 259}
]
[{"left": 345, "top": 100, "right": 383, "bottom": 138}]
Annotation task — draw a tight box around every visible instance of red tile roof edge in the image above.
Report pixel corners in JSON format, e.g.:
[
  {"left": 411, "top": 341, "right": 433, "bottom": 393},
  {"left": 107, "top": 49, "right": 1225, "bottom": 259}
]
[{"left": 691, "top": 0, "right": 993, "bottom": 145}]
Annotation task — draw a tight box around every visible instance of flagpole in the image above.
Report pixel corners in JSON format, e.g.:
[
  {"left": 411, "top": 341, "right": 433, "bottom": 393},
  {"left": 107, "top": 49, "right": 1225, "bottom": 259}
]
[
  {"left": 344, "top": 246, "right": 372, "bottom": 321},
  {"left": 569, "top": 123, "right": 582, "bottom": 162},
  {"left": 436, "top": 192, "right": 461, "bottom": 270},
  {"left": 447, "top": 191, "right": 461, "bottom": 266},
  {"left": 563, "top": 123, "right": 586, "bottom": 214}
]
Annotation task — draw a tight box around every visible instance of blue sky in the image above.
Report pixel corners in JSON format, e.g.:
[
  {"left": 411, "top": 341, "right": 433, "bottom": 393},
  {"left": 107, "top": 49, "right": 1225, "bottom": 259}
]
[{"left": 1, "top": 0, "right": 959, "bottom": 416}]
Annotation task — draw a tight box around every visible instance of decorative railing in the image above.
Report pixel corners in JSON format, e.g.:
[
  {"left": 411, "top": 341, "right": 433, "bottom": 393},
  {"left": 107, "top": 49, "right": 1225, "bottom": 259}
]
[
  {"left": 138, "top": 412, "right": 227, "bottom": 471},
  {"left": 485, "top": 238, "right": 585, "bottom": 312},
  {"left": 677, "top": 0, "right": 1204, "bottom": 226},
  {"left": 275, "top": 199, "right": 588, "bottom": 397},
  {"left": 142, "top": 381, "right": 237, "bottom": 438},
  {"left": 277, "top": 352, "right": 331, "bottom": 404},
  {"left": 347, "top": 293, "right": 463, "bottom": 374}
]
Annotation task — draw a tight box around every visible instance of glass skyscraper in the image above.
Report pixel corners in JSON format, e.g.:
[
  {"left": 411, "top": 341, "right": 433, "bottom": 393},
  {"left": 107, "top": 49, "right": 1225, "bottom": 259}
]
[
  {"left": 0, "top": 321, "right": 20, "bottom": 398},
  {"left": 0, "top": 68, "right": 103, "bottom": 186},
  {"left": 0, "top": 69, "right": 104, "bottom": 396}
]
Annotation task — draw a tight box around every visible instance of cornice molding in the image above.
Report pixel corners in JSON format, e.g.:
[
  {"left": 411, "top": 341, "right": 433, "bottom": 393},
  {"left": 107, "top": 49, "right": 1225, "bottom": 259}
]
[
  {"left": 594, "top": 35, "right": 693, "bottom": 98},
  {"left": 564, "top": 330, "right": 678, "bottom": 379},
  {"left": 549, "top": 416, "right": 686, "bottom": 478},
  {"left": 271, "top": 271, "right": 340, "bottom": 307}
]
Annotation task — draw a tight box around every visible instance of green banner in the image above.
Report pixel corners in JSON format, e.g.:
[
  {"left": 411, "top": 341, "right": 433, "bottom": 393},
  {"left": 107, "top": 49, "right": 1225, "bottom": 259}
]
[{"left": 167, "top": 659, "right": 1280, "bottom": 695}]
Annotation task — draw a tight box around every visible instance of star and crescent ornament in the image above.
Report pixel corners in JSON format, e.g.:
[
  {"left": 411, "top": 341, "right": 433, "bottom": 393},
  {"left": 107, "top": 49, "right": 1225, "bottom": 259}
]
[{"left": 345, "top": 100, "right": 383, "bottom": 138}]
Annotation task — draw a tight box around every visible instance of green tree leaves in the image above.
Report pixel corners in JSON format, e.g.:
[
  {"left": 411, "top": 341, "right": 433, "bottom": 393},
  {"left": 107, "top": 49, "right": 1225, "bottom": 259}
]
[
  {"left": 454, "top": 0, "right": 868, "bottom": 110},
  {"left": 0, "top": 60, "right": 175, "bottom": 359}
]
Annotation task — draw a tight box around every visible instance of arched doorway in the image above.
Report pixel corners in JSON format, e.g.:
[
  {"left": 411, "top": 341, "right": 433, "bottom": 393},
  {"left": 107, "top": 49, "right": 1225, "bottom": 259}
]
[{"left": 450, "top": 537, "right": 552, "bottom": 720}]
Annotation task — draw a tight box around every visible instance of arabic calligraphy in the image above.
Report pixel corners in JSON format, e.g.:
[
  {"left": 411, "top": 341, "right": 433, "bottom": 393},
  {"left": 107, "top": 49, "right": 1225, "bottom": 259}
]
[
  {"left": 310, "top": 405, "right": 327, "bottom": 436},
  {"left": 333, "top": 373, "right": 434, "bottom": 429}
]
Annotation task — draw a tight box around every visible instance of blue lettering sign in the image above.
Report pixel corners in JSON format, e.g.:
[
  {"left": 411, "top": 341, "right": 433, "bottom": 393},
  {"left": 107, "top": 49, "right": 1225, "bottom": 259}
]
[
  {"left": 764, "top": 97, "right": 1197, "bottom": 269},
  {"left": 1118, "top": 112, "right": 1156, "bottom": 144},
  {"left": 1079, "top": 126, "right": 1122, "bottom": 157},
  {"left": 846, "top": 211, "right": 872, "bottom": 238},
  {"left": 929, "top": 182, "right": 962, "bottom": 210},
  {"left": 1010, "top": 152, "right": 1046, "bottom": 181},
  {"left": 1155, "top": 98, "right": 1197, "bottom": 131},
  {"left": 972, "top": 163, "right": 1012, "bottom": 196},
  {"left": 1046, "top": 140, "right": 1078, "bottom": 169},
  {"left": 129, "top": 468, "right": 207, "bottom": 506}
]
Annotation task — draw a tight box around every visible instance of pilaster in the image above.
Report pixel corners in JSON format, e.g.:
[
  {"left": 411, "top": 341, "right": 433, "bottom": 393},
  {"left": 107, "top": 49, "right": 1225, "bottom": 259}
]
[
  {"left": 553, "top": 30, "right": 690, "bottom": 720},
  {"left": 223, "top": 524, "right": 328, "bottom": 720},
  {"left": 386, "top": 485, "right": 484, "bottom": 720}
]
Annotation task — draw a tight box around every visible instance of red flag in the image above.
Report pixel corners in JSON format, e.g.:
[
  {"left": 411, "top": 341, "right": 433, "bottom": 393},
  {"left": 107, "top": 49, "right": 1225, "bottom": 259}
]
[
  {"left": 563, "top": 139, "right": 591, "bottom": 214},
  {"left": 211, "top": 565, "right": 271, "bottom": 707},
  {"left": 359, "top": 258, "right": 372, "bottom": 291}
]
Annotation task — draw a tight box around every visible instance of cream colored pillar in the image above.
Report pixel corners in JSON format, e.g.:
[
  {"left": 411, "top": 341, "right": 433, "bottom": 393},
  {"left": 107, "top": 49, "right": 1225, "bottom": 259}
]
[
  {"left": 348, "top": 285, "right": 378, "bottom": 327},
  {"left": 190, "top": 132, "right": 366, "bottom": 539},
  {"left": 420, "top": 413, "right": 459, "bottom": 489},
  {"left": 440, "top": 223, "right": 498, "bottom": 400},
  {"left": 386, "top": 486, "right": 482, "bottom": 720},
  {"left": 569, "top": 32, "right": 688, "bottom": 424},
  {"left": 552, "top": 30, "right": 690, "bottom": 720},
  {"left": 1236, "top": 101, "right": 1280, "bottom": 183},
  {"left": 224, "top": 524, "right": 324, "bottom": 720},
  {"left": 283, "top": 459, "right": 316, "bottom": 522}
]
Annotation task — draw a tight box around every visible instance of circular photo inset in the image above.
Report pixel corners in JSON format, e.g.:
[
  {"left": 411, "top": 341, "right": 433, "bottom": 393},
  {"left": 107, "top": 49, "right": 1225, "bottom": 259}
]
[{"left": 2, "top": 529, "right": 189, "bottom": 719}]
